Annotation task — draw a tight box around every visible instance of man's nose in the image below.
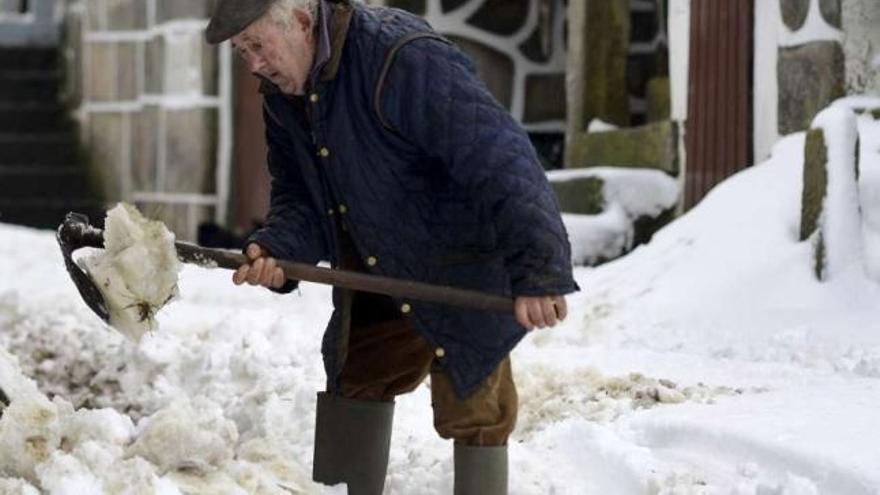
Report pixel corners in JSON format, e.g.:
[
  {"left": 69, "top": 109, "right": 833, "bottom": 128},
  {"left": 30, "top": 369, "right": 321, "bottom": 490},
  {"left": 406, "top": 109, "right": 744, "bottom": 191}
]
[{"left": 248, "top": 56, "right": 266, "bottom": 75}]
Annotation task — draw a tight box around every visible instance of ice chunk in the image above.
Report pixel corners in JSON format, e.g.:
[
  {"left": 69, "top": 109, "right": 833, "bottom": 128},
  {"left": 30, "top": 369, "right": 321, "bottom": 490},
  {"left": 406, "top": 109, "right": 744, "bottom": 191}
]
[{"left": 82, "top": 203, "right": 181, "bottom": 340}]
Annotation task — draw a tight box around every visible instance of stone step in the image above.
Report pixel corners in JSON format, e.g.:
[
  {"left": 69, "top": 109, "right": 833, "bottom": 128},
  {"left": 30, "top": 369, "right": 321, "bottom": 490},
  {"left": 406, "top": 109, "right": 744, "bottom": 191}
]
[
  {"left": 0, "top": 48, "right": 59, "bottom": 71},
  {"left": 0, "top": 132, "right": 80, "bottom": 166},
  {"left": 0, "top": 198, "right": 105, "bottom": 230},
  {"left": 0, "top": 166, "right": 93, "bottom": 198},
  {"left": 0, "top": 70, "right": 63, "bottom": 102},
  {"left": 0, "top": 102, "right": 70, "bottom": 133}
]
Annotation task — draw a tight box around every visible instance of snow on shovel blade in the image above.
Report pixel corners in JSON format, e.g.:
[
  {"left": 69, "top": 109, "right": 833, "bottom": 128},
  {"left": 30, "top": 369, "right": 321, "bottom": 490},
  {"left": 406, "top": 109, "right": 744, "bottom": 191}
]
[{"left": 56, "top": 212, "right": 111, "bottom": 323}]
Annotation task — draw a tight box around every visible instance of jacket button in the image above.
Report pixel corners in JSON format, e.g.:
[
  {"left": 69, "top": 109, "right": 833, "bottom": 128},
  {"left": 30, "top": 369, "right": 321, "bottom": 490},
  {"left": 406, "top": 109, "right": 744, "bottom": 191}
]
[
  {"left": 366, "top": 256, "right": 377, "bottom": 267},
  {"left": 338, "top": 204, "right": 348, "bottom": 214},
  {"left": 318, "top": 147, "right": 330, "bottom": 158},
  {"left": 400, "top": 303, "right": 411, "bottom": 314},
  {"left": 434, "top": 347, "right": 446, "bottom": 358},
  {"left": 310, "top": 93, "right": 319, "bottom": 103},
  {"left": 327, "top": 208, "right": 334, "bottom": 215}
]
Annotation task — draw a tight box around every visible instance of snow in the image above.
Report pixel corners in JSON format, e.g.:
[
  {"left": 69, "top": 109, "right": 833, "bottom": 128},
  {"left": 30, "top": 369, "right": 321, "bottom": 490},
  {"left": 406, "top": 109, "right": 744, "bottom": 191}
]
[
  {"left": 587, "top": 118, "right": 619, "bottom": 133},
  {"left": 81, "top": 203, "right": 180, "bottom": 340},
  {"left": 0, "top": 108, "right": 879, "bottom": 492},
  {"left": 550, "top": 167, "right": 679, "bottom": 265}
]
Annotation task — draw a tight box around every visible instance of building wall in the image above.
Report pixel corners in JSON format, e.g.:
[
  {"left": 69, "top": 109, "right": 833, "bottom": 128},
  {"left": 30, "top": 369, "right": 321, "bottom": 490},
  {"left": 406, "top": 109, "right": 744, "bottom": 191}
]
[
  {"left": 842, "top": 0, "right": 880, "bottom": 94},
  {"left": 377, "top": 0, "right": 567, "bottom": 134},
  {"left": 671, "top": 0, "right": 876, "bottom": 169},
  {"left": 66, "top": 0, "right": 232, "bottom": 241}
]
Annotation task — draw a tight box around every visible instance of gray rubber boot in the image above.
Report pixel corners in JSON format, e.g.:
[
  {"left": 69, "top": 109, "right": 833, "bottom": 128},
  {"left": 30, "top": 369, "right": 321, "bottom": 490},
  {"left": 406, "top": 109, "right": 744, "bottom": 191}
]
[
  {"left": 454, "top": 444, "right": 508, "bottom": 495},
  {"left": 313, "top": 392, "right": 394, "bottom": 495}
]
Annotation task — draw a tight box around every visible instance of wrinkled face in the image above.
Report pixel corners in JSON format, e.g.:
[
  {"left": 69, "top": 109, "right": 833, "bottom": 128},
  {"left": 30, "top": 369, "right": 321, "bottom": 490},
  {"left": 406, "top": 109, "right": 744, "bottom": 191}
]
[{"left": 231, "top": 8, "right": 315, "bottom": 95}]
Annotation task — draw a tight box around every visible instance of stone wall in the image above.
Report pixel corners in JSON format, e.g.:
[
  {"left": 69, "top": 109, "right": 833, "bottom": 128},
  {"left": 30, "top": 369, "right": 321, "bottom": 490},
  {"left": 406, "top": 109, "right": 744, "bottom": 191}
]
[
  {"left": 777, "top": 0, "right": 846, "bottom": 136},
  {"left": 67, "top": 0, "right": 231, "bottom": 241},
  {"left": 842, "top": 0, "right": 880, "bottom": 95},
  {"left": 381, "top": 0, "right": 566, "bottom": 133}
]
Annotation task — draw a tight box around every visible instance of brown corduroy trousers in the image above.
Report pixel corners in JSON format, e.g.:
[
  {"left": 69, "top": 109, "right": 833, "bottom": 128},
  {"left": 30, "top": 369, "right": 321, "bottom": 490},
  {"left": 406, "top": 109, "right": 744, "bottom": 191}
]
[{"left": 337, "top": 318, "right": 518, "bottom": 447}]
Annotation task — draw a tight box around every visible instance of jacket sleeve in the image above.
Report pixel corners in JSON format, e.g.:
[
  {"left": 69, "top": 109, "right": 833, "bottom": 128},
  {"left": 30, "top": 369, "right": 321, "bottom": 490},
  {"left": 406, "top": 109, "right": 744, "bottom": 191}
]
[
  {"left": 379, "top": 38, "right": 578, "bottom": 296},
  {"left": 245, "top": 101, "right": 330, "bottom": 291}
]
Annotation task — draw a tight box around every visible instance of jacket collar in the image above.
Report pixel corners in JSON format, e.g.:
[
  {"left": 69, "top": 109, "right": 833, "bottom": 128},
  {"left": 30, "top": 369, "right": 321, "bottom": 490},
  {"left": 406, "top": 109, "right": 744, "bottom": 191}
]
[{"left": 259, "top": 0, "right": 353, "bottom": 95}]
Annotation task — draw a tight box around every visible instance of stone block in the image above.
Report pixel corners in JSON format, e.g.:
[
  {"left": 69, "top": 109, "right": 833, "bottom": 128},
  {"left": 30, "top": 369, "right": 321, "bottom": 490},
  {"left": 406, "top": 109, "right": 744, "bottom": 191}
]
[
  {"left": 87, "top": 112, "right": 126, "bottom": 202},
  {"left": 202, "top": 45, "right": 219, "bottom": 96},
  {"left": 523, "top": 74, "right": 566, "bottom": 124},
  {"left": 86, "top": 0, "right": 147, "bottom": 31},
  {"left": 778, "top": 41, "right": 845, "bottom": 135},
  {"left": 780, "top": 0, "right": 810, "bottom": 31},
  {"left": 800, "top": 128, "right": 827, "bottom": 241},
  {"left": 144, "top": 37, "right": 164, "bottom": 94},
  {"left": 131, "top": 106, "right": 159, "bottom": 192},
  {"left": 566, "top": 0, "right": 630, "bottom": 166},
  {"left": 518, "top": 0, "right": 557, "bottom": 64},
  {"left": 646, "top": 76, "right": 670, "bottom": 123},
  {"left": 820, "top": 0, "right": 841, "bottom": 28},
  {"left": 567, "top": 121, "right": 679, "bottom": 175},
  {"left": 582, "top": 0, "right": 630, "bottom": 127},
  {"left": 801, "top": 108, "right": 861, "bottom": 281},
  {"left": 550, "top": 176, "right": 605, "bottom": 215},
  {"left": 448, "top": 35, "right": 513, "bottom": 109},
  {"left": 134, "top": 203, "right": 214, "bottom": 242},
  {"left": 164, "top": 108, "right": 217, "bottom": 194},
  {"left": 85, "top": 41, "right": 139, "bottom": 101},
  {"left": 466, "top": 0, "right": 529, "bottom": 36},
  {"left": 163, "top": 28, "right": 205, "bottom": 96}
]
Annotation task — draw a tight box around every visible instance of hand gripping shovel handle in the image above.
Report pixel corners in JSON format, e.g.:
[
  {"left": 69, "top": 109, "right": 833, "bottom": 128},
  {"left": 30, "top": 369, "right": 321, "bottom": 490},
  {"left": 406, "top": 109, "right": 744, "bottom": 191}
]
[{"left": 175, "top": 243, "right": 513, "bottom": 312}]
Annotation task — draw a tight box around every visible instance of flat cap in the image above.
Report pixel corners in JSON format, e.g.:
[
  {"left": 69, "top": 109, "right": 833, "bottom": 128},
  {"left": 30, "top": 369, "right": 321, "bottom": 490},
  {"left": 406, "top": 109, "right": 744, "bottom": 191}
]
[{"left": 205, "top": 0, "right": 274, "bottom": 44}]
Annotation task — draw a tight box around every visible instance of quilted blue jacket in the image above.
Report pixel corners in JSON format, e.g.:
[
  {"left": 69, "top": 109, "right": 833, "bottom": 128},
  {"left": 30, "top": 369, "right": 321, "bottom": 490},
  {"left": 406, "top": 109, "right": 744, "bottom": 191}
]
[{"left": 249, "top": 1, "right": 578, "bottom": 398}]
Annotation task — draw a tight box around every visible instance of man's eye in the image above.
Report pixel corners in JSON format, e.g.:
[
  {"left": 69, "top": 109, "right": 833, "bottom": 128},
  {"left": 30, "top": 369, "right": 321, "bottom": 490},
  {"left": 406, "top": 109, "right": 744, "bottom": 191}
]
[{"left": 252, "top": 43, "right": 262, "bottom": 51}]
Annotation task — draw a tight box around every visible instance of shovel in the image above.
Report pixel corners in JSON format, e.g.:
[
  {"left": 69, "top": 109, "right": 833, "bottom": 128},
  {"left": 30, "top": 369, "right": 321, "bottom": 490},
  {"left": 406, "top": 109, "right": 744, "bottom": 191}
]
[{"left": 56, "top": 212, "right": 513, "bottom": 324}]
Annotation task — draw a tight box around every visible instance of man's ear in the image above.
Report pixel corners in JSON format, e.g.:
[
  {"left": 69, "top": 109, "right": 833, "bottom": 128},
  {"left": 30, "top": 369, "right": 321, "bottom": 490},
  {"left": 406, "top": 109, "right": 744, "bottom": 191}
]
[{"left": 293, "top": 8, "right": 313, "bottom": 33}]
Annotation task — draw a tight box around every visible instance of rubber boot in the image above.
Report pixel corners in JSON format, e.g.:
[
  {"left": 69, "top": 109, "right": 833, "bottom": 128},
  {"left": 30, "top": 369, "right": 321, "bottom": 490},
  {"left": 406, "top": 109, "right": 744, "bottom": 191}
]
[
  {"left": 313, "top": 392, "right": 394, "bottom": 495},
  {"left": 453, "top": 444, "right": 508, "bottom": 495}
]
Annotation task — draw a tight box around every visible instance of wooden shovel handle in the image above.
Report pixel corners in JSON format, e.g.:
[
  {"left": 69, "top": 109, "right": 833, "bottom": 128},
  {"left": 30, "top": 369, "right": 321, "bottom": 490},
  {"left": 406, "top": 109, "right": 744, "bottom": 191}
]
[{"left": 175, "top": 242, "right": 514, "bottom": 313}]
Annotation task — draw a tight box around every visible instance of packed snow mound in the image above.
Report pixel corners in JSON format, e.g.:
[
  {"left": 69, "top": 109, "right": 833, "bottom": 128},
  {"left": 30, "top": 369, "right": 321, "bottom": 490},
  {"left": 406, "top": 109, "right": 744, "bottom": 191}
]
[
  {"left": 550, "top": 167, "right": 679, "bottom": 265},
  {"left": 561, "top": 130, "right": 880, "bottom": 367},
  {"left": 82, "top": 203, "right": 180, "bottom": 340}
]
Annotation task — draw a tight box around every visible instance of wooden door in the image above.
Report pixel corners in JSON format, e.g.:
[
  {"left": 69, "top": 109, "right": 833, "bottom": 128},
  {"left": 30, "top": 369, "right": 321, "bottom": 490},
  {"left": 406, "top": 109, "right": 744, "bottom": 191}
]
[{"left": 685, "top": 0, "right": 753, "bottom": 209}]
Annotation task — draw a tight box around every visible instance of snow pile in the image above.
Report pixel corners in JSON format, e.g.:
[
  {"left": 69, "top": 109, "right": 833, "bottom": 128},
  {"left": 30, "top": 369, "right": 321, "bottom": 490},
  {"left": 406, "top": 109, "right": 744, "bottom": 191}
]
[
  {"left": 129, "top": 397, "right": 237, "bottom": 473},
  {"left": 82, "top": 203, "right": 180, "bottom": 340},
  {"left": 549, "top": 167, "right": 679, "bottom": 264},
  {"left": 0, "top": 346, "right": 315, "bottom": 494}
]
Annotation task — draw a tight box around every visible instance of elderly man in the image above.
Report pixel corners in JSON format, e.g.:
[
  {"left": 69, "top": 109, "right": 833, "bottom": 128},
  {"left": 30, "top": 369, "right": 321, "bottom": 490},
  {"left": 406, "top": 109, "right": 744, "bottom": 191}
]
[{"left": 207, "top": 0, "right": 577, "bottom": 493}]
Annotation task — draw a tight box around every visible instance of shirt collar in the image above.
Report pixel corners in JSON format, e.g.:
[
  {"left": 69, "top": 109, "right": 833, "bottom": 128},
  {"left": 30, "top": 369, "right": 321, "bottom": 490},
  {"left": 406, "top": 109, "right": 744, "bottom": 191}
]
[{"left": 309, "top": 0, "right": 332, "bottom": 83}]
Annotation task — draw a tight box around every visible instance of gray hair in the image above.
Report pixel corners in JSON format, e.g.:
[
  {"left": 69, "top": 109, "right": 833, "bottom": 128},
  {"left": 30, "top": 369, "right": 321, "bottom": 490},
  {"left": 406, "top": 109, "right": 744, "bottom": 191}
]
[{"left": 268, "top": 0, "right": 319, "bottom": 28}]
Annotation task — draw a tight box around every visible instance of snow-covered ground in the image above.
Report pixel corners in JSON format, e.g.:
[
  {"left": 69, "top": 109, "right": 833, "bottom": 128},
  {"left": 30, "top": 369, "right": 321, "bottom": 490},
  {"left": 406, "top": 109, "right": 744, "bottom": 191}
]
[{"left": 0, "top": 118, "right": 879, "bottom": 493}]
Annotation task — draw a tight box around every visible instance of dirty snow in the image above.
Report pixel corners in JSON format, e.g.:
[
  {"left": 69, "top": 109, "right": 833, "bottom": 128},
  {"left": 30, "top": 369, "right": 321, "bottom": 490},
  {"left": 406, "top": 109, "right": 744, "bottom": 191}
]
[
  {"left": 81, "top": 203, "right": 180, "bottom": 340},
  {"left": 0, "top": 108, "right": 878, "bottom": 492}
]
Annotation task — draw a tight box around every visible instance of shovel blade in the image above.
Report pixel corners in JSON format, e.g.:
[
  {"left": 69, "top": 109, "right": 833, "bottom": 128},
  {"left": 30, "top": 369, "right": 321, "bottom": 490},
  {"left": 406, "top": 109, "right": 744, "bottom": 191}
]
[{"left": 56, "top": 212, "right": 110, "bottom": 323}]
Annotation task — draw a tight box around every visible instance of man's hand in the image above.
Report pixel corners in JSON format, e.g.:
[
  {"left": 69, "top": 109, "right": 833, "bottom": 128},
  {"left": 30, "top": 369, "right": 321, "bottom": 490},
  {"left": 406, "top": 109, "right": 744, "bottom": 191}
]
[
  {"left": 514, "top": 295, "right": 568, "bottom": 331},
  {"left": 233, "top": 243, "right": 286, "bottom": 289}
]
